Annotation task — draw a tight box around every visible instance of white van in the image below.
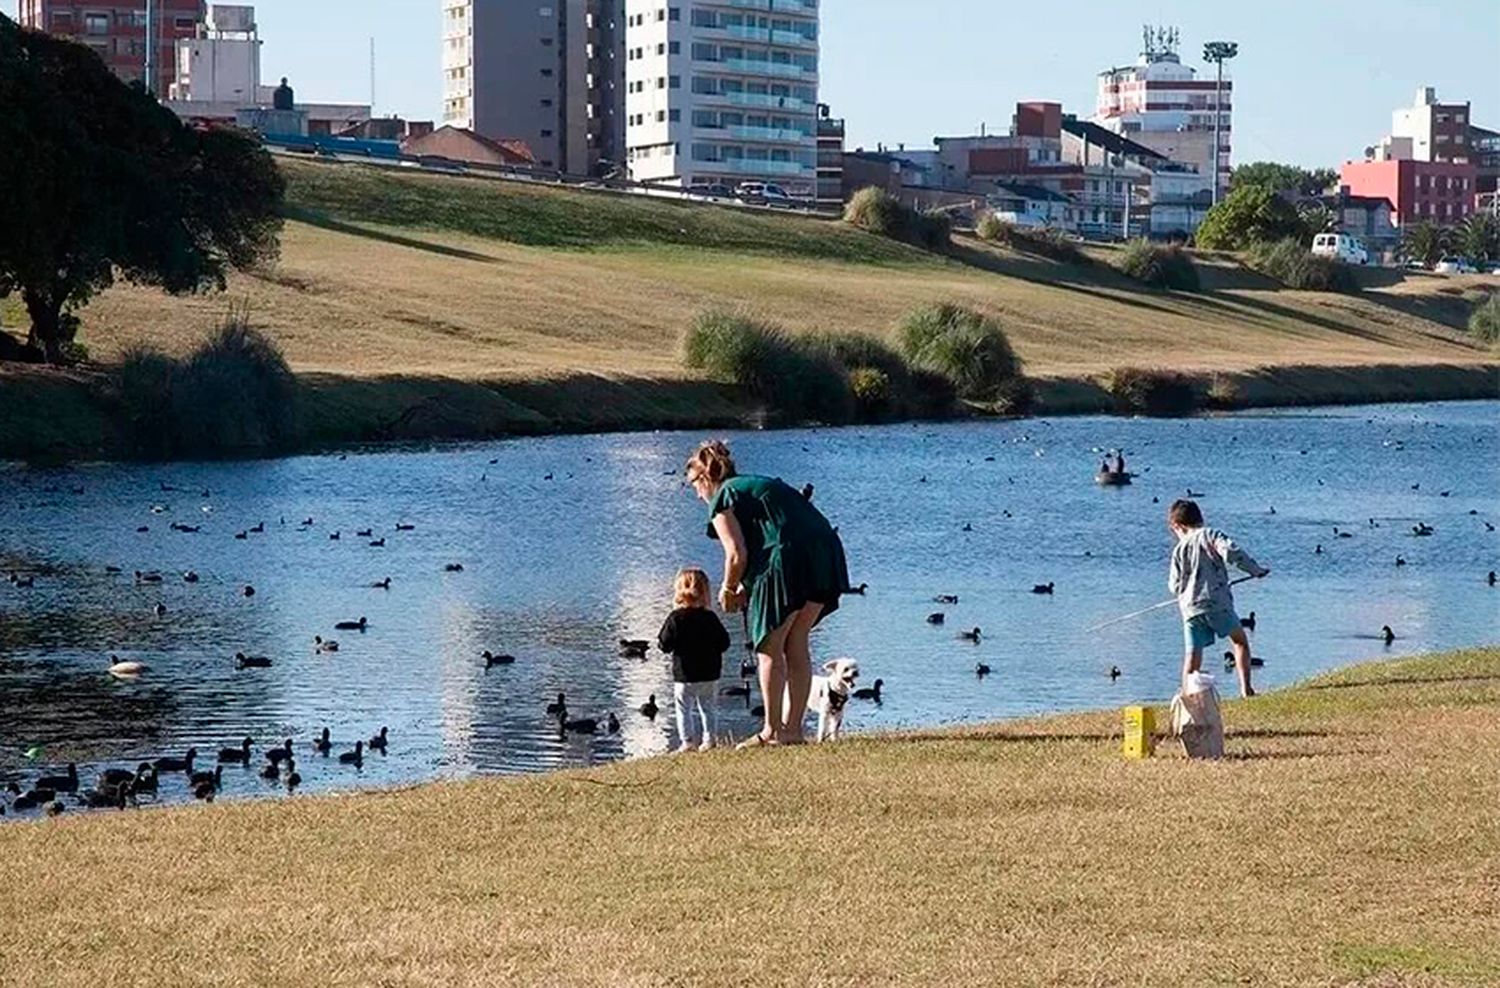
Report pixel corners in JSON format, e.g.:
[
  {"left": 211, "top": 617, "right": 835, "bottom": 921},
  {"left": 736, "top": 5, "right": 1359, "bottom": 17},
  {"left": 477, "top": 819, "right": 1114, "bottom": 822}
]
[{"left": 1311, "top": 233, "right": 1369, "bottom": 266}]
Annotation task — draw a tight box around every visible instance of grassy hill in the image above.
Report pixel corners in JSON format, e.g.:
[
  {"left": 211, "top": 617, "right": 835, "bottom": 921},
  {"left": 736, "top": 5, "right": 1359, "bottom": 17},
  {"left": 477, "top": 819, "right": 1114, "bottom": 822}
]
[
  {"left": 1, "top": 158, "right": 1495, "bottom": 456},
  {"left": 2, "top": 646, "right": 1496, "bottom": 986}
]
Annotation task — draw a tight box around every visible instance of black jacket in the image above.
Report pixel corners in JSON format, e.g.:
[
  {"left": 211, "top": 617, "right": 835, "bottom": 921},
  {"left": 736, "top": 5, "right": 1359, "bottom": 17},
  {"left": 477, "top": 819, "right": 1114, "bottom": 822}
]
[{"left": 657, "top": 607, "right": 731, "bottom": 683}]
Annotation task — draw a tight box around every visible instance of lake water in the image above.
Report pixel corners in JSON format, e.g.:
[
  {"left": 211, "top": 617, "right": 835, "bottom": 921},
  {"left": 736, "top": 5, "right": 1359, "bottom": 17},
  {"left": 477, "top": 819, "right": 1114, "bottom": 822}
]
[{"left": 2, "top": 401, "right": 1496, "bottom": 815}]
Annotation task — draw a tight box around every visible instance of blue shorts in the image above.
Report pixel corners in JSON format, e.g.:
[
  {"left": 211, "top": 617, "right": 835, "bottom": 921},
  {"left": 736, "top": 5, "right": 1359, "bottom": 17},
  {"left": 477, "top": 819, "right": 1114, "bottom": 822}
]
[{"left": 1184, "top": 608, "right": 1240, "bottom": 652}]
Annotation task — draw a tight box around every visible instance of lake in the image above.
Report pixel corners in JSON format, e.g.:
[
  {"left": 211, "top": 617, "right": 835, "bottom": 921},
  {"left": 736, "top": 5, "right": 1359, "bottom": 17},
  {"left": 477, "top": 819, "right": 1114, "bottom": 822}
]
[{"left": 1, "top": 401, "right": 1496, "bottom": 814}]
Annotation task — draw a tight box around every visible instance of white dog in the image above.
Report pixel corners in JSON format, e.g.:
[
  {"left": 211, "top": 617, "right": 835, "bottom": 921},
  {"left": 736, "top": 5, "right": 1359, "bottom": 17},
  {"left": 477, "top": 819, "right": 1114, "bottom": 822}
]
[{"left": 789, "top": 657, "right": 859, "bottom": 742}]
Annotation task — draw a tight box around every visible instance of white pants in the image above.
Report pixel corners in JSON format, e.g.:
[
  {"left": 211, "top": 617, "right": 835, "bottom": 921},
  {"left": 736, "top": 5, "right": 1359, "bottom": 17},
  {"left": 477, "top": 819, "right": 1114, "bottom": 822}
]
[{"left": 673, "top": 680, "right": 717, "bottom": 746}]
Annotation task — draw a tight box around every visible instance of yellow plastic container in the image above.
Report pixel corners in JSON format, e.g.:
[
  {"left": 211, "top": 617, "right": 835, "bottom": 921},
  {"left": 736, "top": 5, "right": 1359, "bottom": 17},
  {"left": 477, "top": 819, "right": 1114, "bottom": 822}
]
[{"left": 1122, "top": 705, "right": 1156, "bottom": 760}]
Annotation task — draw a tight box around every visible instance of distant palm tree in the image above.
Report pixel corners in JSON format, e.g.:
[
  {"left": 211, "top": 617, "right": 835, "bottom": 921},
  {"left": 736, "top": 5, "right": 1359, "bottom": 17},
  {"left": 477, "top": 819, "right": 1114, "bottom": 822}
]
[
  {"left": 1455, "top": 213, "right": 1499, "bottom": 266},
  {"left": 1399, "top": 221, "right": 1449, "bottom": 269}
]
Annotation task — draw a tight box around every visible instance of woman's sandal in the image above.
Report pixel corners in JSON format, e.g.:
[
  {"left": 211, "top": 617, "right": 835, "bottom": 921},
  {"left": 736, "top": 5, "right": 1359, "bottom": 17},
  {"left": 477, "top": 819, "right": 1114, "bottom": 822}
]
[{"left": 735, "top": 732, "right": 777, "bottom": 751}]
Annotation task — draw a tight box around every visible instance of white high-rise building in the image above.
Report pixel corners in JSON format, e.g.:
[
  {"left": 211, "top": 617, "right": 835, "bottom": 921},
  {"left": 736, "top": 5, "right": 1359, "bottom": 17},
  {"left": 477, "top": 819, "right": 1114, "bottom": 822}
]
[
  {"left": 623, "top": 0, "right": 819, "bottom": 194},
  {"left": 1093, "top": 26, "right": 1231, "bottom": 193}
]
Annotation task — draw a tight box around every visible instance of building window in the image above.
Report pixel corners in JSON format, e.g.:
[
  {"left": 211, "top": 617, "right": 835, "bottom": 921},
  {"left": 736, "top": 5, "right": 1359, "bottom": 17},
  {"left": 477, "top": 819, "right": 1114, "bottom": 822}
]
[
  {"left": 83, "top": 12, "right": 109, "bottom": 33},
  {"left": 669, "top": 7, "right": 680, "bottom": 20},
  {"left": 540, "top": 98, "right": 553, "bottom": 107},
  {"left": 540, "top": 68, "right": 553, "bottom": 77},
  {"left": 541, "top": 37, "right": 553, "bottom": 46},
  {"left": 656, "top": 110, "right": 666, "bottom": 122},
  {"left": 541, "top": 129, "right": 553, "bottom": 137},
  {"left": 668, "top": 109, "right": 680, "bottom": 121},
  {"left": 657, "top": 77, "right": 666, "bottom": 89},
  {"left": 669, "top": 75, "right": 680, "bottom": 88},
  {"left": 668, "top": 41, "right": 680, "bottom": 54}
]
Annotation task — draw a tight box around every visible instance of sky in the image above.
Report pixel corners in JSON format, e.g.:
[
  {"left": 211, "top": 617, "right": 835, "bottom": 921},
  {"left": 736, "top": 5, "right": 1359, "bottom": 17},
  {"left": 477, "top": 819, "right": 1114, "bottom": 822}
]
[{"left": 233, "top": 0, "right": 1496, "bottom": 168}]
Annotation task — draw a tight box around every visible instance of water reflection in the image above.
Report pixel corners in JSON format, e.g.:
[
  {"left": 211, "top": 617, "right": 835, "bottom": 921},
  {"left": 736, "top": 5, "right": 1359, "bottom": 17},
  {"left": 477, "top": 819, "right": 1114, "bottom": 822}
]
[{"left": 1, "top": 401, "right": 1497, "bottom": 814}]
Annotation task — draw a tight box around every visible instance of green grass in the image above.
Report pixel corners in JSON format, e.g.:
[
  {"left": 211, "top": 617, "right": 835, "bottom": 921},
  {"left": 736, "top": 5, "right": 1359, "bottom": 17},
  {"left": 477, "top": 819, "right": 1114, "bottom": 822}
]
[
  {"left": 283, "top": 158, "right": 920, "bottom": 263},
  {"left": 0, "top": 646, "right": 1496, "bottom": 987}
]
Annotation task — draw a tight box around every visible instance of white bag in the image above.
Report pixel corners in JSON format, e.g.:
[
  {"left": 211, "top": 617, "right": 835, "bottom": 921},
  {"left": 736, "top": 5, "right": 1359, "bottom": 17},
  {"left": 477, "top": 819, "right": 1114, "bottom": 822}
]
[{"left": 1169, "top": 672, "right": 1224, "bottom": 760}]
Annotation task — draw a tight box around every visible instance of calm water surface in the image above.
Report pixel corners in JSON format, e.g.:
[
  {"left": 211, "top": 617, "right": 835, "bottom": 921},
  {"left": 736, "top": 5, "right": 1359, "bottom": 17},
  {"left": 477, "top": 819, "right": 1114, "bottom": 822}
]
[{"left": 2, "top": 401, "right": 1496, "bottom": 814}]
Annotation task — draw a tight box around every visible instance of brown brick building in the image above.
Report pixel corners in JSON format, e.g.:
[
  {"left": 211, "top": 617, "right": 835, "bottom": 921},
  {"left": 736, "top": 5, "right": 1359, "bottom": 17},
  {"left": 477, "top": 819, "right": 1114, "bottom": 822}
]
[{"left": 18, "top": 0, "right": 204, "bottom": 97}]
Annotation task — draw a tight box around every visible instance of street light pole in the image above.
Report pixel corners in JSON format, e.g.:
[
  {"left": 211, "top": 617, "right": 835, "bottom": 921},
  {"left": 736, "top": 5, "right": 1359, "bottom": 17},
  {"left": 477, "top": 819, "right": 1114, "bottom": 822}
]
[{"left": 1203, "top": 40, "right": 1238, "bottom": 207}]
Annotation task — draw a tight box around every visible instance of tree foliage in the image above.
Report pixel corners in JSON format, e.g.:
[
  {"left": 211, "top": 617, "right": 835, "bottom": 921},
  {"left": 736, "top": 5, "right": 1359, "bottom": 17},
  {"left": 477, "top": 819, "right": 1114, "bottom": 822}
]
[
  {"left": 1455, "top": 213, "right": 1499, "bottom": 266},
  {"left": 1231, "top": 161, "right": 1339, "bottom": 197},
  {"left": 0, "top": 15, "right": 284, "bottom": 361},
  {"left": 1399, "top": 222, "right": 1450, "bottom": 269},
  {"left": 1194, "top": 185, "right": 1306, "bottom": 250}
]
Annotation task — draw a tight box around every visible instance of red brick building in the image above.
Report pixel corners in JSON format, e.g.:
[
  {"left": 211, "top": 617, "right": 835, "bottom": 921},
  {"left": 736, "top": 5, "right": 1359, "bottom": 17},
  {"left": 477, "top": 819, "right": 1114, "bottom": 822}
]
[
  {"left": 17, "top": 0, "right": 204, "bottom": 97},
  {"left": 1339, "top": 159, "right": 1478, "bottom": 227}
]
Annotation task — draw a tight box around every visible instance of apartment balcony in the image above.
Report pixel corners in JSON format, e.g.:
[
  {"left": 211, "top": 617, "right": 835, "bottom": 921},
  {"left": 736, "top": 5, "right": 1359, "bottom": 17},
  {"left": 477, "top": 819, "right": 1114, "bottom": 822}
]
[
  {"left": 722, "top": 125, "right": 809, "bottom": 144},
  {"left": 717, "top": 58, "right": 815, "bottom": 79},
  {"left": 698, "top": 157, "right": 811, "bottom": 176},
  {"left": 703, "top": 0, "right": 818, "bottom": 20},
  {"left": 699, "top": 90, "right": 811, "bottom": 113}
]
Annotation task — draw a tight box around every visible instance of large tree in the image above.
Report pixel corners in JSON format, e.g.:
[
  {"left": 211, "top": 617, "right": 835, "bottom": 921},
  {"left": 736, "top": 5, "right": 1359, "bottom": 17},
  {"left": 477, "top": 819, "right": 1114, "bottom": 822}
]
[
  {"left": 1194, "top": 185, "right": 1306, "bottom": 251},
  {"left": 0, "top": 15, "right": 283, "bottom": 362},
  {"left": 1455, "top": 213, "right": 1499, "bottom": 266},
  {"left": 1399, "top": 222, "right": 1450, "bottom": 269},
  {"left": 1232, "top": 161, "right": 1339, "bottom": 197}
]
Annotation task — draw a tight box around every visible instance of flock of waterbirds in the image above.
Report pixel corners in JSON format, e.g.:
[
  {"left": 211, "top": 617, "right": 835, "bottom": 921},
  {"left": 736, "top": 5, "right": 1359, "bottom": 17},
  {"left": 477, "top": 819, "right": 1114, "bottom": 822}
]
[{"left": 3, "top": 430, "right": 1494, "bottom": 819}]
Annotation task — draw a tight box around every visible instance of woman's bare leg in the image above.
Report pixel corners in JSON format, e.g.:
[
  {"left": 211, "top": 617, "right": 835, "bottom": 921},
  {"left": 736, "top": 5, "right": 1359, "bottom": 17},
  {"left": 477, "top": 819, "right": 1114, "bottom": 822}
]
[
  {"left": 752, "top": 618, "right": 793, "bottom": 744},
  {"left": 780, "top": 602, "right": 825, "bottom": 743}
]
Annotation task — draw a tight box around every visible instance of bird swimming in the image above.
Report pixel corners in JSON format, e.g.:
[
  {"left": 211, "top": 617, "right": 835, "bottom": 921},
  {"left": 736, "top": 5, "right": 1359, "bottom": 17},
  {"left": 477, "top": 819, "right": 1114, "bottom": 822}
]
[
  {"left": 639, "top": 694, "right": 658, "bottom": 719},
  {"left": 1031, "top": 582, "right": 1055, "bottom": 595},
  {"left": 852, "top": 678, "right": 884, "bottom": 700},
  {"left": 483, "top": 651, "right": 515, "bottom": 668},
  {"left": 958, "top": 628, "right": 982, "bottom": 643},
  {"left": 334, "top": 617, "right": 367, "bottom": 631}
]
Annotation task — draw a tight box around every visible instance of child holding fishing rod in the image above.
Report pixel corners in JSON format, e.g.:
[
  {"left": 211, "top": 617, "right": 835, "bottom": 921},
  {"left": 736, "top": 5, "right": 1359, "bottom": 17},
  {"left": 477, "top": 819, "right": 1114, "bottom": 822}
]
[{"left": 1168, "top": 499, "right": 1270, "bottom": 697}]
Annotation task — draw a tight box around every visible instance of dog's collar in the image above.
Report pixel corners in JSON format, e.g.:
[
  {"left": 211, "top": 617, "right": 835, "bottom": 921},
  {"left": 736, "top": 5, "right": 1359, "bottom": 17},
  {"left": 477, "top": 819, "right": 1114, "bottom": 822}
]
[{"left": 828, "top": 691, "right": 849, "bottom": 712}]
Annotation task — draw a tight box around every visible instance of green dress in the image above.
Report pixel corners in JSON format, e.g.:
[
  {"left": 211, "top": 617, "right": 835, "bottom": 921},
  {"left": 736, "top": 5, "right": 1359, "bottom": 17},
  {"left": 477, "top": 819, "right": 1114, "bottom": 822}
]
[{"left": 707, "top": 475, "right": 850, "bottom": 650}]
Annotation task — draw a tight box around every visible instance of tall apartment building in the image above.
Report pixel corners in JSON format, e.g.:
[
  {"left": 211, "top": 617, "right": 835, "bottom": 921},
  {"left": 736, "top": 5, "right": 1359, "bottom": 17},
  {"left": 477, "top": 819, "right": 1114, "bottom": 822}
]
[
  {"left": 18, "top": 0, "right": 205, "bottom": 97},
  {"left": 1092, "top": 26, "right": 1231, "bottom": 193},
  {"left": 1388, "top": 87, "right": 1472, "bottom": 165},
  {"left": 622, "top": 0, "right": 820, "bottom": 194},
  {"left": 442, "top": 0, "right": 623, "bottom": 174}
]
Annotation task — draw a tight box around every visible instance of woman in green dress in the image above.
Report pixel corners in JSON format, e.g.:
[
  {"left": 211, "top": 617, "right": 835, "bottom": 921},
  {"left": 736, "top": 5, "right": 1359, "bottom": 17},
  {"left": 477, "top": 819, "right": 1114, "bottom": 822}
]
[{"left": 685, "top": 440, "right": 850, "bottom": 747}]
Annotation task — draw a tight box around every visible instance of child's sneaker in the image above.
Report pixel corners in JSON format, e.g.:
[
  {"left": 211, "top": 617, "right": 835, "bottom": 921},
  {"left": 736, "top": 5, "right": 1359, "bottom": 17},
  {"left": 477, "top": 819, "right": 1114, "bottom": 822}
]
[
  {"left": 698, "top": 738, "right": 714, "bottom": 752},
  {"left": 677, "top": 742, "right": 694, "bottom": 754}
]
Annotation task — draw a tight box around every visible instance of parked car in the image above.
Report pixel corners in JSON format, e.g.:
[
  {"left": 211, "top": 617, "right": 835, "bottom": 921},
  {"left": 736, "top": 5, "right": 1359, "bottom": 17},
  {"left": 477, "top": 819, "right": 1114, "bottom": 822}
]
[
  {"left": 736, "top": 182, "right": 793, "bottom": 207},
  {"left": 1433, "top": 256, "right": 1476, "bottom": 274},
  {"left": 699, "top": 183, "right": 736, "bottom": 200},
  {"left": 1311, "top": 233, "right": 1369, "bottom": 266}
]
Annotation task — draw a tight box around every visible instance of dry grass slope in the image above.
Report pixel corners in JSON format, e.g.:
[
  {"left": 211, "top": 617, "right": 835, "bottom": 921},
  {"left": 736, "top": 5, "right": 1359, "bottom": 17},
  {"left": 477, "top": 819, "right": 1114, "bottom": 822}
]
[{"left": 1, "top": 646, "right": 1496, "bottom": 987}]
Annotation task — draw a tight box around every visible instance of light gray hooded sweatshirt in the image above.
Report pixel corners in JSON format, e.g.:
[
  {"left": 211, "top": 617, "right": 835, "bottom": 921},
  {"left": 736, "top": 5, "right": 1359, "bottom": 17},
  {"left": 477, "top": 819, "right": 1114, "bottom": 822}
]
[{"left": 1169, "top": 526, "right": 1267, "bottom": 619}]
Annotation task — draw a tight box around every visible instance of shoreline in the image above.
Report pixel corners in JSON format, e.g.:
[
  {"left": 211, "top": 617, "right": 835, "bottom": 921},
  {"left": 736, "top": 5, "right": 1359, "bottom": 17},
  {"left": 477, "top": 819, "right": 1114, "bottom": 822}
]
[
  {"left": 2, "top": 645, "right": 1496, "bottom": 986},
  {"left": 1, "top": 358, "right": 1495, "bottom": 462}
]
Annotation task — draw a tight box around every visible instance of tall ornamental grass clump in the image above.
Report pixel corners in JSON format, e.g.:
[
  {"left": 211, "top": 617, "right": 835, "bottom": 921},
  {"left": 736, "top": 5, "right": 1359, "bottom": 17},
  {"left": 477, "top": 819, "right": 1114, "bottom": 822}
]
[
  {"left": 1116, "top": 239, "right": 1201, "bottom": 291},
  {"left": 1246, "top": 238, "right": 1357, "bottom": 293},
  {"left": 1103, "top": 367, "right": 1198, "bottom": 417},
  {"left": 114, "top": 310, "right": 299, "bottom": 457},
  {"left": 844, "top": 187, "right": 951, "bottom": 251},
  {"left": 1467, "top": 294, "right": 1500, "bottom": 348},
  {"left": 682, "top": 310, "right": 854, "bottom": 424},
  {"left": 896, "top": 303, "right": 1031, "bottom": 411}
]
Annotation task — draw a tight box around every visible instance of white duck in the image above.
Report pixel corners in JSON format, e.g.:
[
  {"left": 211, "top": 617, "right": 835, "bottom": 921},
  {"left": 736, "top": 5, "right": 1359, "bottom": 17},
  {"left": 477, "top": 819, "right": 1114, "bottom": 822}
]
[{"left": 108, "top": 655, "right": 149, "bottom": 678}]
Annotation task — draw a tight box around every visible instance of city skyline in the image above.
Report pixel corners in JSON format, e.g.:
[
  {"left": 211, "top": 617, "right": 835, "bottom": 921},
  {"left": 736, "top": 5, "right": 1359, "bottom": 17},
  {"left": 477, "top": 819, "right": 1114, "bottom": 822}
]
[{"left": 155, "top": 0, "right": 1500, "bottom": 169}]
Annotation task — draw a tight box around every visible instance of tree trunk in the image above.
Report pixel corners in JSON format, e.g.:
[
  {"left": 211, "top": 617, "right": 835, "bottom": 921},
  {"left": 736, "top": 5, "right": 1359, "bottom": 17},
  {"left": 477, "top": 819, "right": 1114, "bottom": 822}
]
[{"left": 22, "top": 288, "right": 65, "bottom": 364}]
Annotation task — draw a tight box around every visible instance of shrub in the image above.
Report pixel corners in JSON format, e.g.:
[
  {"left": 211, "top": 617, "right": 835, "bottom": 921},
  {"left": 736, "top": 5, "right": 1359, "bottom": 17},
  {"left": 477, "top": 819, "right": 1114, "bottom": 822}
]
[
  {"left": 683, "top": 309, "right": 853, "bottom": 424},
  {"left": 843, "top": 187, "right": 950, "bottom": 251},
  {"left": 979, "top": 219, "right": 1088, "bottom": 266},
  {"left": 1103, "top": 367, "right": 1198, "bottom": 417},
  {"left": 117, "top": 346, "right": 177, "bottom": 455},
  {"left": 1469, "top": 294, "right": 1500, "bottom": 347},
  {"left": 847, "top": 366, "right": 892, "bottom": 419},
  {"left": 1205, "top": 374, "right": 1243, "bottom": 410},
  {"left": 1116, "top": 239, "right": 1201, "bottom": 291},
  {"left": 975, "top": 213, "right": 1009, "bottom": 243},
  {"left": 908, "top": 367, "right": 958, "bottom": 417},
  {"left": 897, "top": 303, "right": 1025, "bottom": 403},
  {"left": 113, "top": 311, "right": 299, "bottom": 457},
  {"left": 1246, "top": 238, "right": 1357, "bottom": 293}
]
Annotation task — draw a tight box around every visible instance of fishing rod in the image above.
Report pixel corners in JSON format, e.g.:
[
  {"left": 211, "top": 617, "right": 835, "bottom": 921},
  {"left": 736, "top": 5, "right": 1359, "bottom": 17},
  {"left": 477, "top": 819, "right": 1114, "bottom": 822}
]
[{"left": 1083, "top": 574, "right": 1261, "bottom": 634}]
